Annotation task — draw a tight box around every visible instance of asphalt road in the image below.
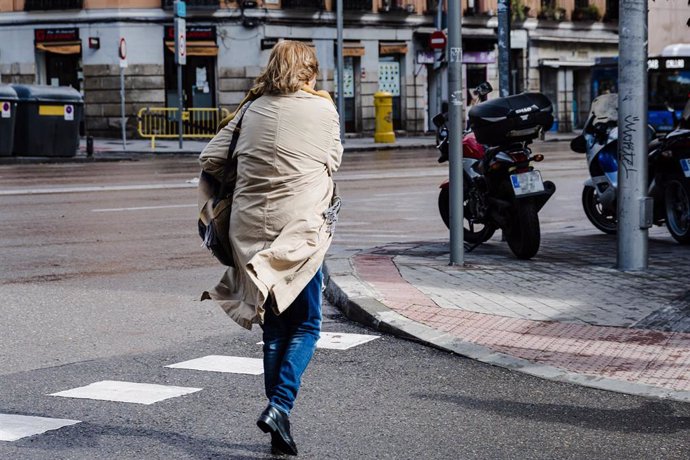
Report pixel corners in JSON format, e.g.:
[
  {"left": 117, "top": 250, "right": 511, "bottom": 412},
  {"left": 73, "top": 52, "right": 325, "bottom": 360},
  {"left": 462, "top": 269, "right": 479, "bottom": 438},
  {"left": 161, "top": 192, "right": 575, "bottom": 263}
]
[{"left": 0, "top": 142, "right": 688, "bottom": 459}]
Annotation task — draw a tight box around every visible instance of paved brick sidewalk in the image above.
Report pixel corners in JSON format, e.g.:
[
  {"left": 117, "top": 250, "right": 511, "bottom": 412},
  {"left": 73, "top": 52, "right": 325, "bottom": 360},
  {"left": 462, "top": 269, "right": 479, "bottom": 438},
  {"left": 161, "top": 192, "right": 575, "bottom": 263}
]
[{"left": 324, "top": 232, "right": 690, "bottom": 402}]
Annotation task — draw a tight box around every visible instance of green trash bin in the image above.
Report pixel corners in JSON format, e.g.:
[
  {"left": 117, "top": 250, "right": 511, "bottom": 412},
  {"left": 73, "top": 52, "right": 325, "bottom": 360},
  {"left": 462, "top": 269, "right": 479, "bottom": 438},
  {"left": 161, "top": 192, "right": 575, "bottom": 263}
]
[
  {"left": 0, "top": 84, "right": 18, "bottom": 157},
  {"left": 11, "top": 84, "right": 84, "bottom": 157}
]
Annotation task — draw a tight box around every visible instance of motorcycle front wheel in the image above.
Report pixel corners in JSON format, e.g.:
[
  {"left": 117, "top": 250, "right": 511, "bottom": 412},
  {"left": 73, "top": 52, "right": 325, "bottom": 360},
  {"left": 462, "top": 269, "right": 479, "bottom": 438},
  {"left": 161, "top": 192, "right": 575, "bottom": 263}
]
[
  {"left": 505, "top": 200, "right": 541, "bottom": 260},
  {"left": 665, "top": 179, "right": 690, "bottom": 244},
  {"left": 438, "top": 187, "right": 496, "bottom": 244},
  {"left": 582, "top": 185, "right": 617, "bottom": 234}
]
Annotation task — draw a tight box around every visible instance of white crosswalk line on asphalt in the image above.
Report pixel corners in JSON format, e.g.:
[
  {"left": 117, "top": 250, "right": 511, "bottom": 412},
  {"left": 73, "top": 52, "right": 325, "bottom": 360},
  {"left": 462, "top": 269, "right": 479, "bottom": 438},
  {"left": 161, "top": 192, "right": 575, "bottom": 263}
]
[
  {"left": 317, "top": 332, "right": 380, "bottom": 350},
  {"left": 92, "top": 204, "right": 196, "bottom": 213},
  {"left": 0, "top": 414, "right": 80, "bottom": 442},
  {"left": 258, "top": 332, "right": 380, "bottom": 350},
  {"left": 166, "top": 355, "right": 264, "bottom": 375},
  {"left": 49, "top": 380, "right": 202, "bottom": 405}
]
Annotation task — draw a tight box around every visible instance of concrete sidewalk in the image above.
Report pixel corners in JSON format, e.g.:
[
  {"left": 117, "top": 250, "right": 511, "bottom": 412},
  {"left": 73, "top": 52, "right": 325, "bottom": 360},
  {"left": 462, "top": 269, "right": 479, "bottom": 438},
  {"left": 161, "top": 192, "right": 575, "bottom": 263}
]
[
  {"left": 0, "top": 131, "right": 576, "bottom": 164},
  {"left": 323, "top": 232, "right": 690, "bottom": 403}
]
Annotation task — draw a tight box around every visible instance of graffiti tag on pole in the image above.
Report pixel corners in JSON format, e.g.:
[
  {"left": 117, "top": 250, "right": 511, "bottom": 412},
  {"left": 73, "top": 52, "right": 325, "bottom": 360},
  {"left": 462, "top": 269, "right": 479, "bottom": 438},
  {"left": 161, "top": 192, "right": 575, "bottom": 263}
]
[{"left": 619, "top": 113, "right": 639, "bottom": 178}]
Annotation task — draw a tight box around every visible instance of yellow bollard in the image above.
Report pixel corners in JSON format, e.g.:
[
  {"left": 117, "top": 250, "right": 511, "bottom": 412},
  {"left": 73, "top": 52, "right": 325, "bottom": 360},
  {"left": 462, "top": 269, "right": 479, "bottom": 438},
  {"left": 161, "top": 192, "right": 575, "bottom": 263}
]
[{"left": 374, "top": 91, "right": 396, "bottom": 143}]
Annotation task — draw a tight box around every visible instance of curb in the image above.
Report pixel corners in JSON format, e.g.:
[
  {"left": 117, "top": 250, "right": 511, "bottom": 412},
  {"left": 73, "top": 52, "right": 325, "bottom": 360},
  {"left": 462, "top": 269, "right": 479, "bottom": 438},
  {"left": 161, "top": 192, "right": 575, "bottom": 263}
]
[
  {"left": 323, "top": 259, "right": 690, "bottom": 403},
  {"left": 0, "top": 142, "right": 436, "bottom": 165}
]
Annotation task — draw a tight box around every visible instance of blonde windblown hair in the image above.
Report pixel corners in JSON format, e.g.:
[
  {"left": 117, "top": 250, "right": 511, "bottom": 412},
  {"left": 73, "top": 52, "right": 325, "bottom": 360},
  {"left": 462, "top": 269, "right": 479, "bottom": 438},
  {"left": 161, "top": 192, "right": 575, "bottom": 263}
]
[{"left": 252, "top": 40, "right": 319, "bottom": 95}]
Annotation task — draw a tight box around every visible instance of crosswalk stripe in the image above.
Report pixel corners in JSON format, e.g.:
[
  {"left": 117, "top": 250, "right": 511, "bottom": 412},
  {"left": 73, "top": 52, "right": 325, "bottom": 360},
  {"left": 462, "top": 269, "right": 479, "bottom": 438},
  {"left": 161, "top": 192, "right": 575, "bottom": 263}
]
[
  {"left": 0, "top": 414, "right": 80, "bottom": 442},
  {"left": 257, "top": 332, "right": 380, "bottom": 350},
  {"left": 49, "top": 380, "right": 202, "bottom": 405},
  {"left": 166, "top": 355, "right": 264, "bottom": 375},
  {"left": 317, "top": 332, "right": 380, "bottom": 350}
]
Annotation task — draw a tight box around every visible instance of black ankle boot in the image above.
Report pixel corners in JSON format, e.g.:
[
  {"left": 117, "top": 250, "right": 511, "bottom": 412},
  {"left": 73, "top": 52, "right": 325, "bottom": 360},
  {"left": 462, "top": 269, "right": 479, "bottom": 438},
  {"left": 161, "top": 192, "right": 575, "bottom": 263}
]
[{"left": 257, "top": 405, "right": 298, "bottom": 456}]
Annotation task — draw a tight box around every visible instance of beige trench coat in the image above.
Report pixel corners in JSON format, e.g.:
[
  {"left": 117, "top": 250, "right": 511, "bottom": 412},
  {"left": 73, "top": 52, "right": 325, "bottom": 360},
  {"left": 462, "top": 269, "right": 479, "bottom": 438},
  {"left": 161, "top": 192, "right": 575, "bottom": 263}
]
[{"left": 199, "top": 88, "right": 343, "bottom": 330}]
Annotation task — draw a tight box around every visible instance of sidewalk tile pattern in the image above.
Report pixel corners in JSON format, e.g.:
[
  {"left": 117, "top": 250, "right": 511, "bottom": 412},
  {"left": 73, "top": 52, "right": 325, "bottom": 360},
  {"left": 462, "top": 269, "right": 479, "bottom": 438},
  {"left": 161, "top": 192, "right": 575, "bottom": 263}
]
[{"left": 353, "top": 252, "right": 690, "bottom": 394}]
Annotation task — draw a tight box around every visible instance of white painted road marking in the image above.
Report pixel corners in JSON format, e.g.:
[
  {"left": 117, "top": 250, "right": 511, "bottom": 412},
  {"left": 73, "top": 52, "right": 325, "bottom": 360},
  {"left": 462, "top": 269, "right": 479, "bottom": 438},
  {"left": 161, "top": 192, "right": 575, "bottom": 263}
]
[
  {"left": 0, "top": 414, "right": 80, "bottom": 442},
  {"left": 166, "top": 355, "right": 264, "bottom": 375},
  {"left": 317, "top": 332, "right": 380, "bottom": 350},
  {"left": 50, "top": 380, "right": 202, "bottom": 405},
  {"left": 258, "top": 332, "right": 380, "bottom": 350},
  {"left": 0, "top": 182, "right": 196, "bottom": 196},
  {"left": 92, "top": 204, "right": 196, "bottom": 213}
]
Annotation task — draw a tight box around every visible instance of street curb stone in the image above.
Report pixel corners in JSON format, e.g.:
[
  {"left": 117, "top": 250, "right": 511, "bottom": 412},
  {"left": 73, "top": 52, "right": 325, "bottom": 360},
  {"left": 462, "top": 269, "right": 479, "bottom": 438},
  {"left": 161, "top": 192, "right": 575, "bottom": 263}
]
[{"left": 323, "top": 257, "right": 690, "bottom": 403}]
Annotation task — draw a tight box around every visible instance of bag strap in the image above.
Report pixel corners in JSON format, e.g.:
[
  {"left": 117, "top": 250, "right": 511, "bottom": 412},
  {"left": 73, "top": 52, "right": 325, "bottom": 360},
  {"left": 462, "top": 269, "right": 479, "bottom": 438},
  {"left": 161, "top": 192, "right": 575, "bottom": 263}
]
[{"left": 219, "top": 101, "right": 252, "bottom": 197}]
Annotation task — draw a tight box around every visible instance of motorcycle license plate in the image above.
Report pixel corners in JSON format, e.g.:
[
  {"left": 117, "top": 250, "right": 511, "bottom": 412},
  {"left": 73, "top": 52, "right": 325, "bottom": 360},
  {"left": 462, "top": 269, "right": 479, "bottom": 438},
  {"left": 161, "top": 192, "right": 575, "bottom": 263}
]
[
  {"left": 680, "top": 159, "right": 690, "bottom": 178},
  {"left": 511, "top": 171, "right": 545, "bottom": 196}
]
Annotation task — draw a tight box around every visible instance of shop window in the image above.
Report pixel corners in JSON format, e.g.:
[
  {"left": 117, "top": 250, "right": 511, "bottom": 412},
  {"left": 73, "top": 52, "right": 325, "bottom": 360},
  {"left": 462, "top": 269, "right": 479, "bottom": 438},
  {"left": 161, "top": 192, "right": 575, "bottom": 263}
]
[
  {"left": 163, "top": 27, "right": 218, "bottom": 110},
  {"left": 378, "top": 56, "right": 402, "bottom": 129},
  {"left": 25, "top": 0, "right": 83, "bottom": 10}
]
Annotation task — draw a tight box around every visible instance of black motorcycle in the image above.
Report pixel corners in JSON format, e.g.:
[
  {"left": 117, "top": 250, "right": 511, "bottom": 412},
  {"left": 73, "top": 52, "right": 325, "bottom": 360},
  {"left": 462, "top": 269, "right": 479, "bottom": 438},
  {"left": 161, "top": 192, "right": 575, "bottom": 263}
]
[{"left": 434, "top": 90, "right": 556, "bottom": 260}]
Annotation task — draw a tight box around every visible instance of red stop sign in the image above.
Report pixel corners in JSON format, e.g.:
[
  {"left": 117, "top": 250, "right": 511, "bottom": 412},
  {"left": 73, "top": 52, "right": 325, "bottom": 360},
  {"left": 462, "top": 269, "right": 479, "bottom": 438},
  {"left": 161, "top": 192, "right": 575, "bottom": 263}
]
[{"left": 430, "top": 30, "right": 447, "bottom": 50}]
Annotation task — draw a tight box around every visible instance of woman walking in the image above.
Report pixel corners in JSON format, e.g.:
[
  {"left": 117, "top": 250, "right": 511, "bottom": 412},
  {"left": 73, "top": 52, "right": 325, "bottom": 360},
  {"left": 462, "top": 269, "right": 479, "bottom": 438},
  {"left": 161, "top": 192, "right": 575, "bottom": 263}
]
[{"left": 199, "top": 40, "right": 343, "bottom": 456}]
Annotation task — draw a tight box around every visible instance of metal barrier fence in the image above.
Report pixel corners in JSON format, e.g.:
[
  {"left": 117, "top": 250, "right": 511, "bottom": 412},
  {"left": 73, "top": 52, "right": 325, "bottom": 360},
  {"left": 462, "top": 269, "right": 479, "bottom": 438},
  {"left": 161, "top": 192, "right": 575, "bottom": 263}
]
[{"left": 137, "top": 107, "right": 230, "bottom": 149}]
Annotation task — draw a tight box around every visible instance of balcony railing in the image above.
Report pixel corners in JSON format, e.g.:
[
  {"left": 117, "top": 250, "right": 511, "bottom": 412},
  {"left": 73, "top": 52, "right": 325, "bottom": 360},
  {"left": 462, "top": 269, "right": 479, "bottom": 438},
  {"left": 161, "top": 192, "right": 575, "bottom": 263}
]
[
  {"left": 25, "top": 0, "right": 83, "bottom": 10},
  {"left": 281, "top": 0, "right": 325, "bottom": 8},
  {"left": 344, "top": 0, "right": 373, "bottom": 12},
  {"left": 161, "top": 0, "right": 219, "bottom": 8}
]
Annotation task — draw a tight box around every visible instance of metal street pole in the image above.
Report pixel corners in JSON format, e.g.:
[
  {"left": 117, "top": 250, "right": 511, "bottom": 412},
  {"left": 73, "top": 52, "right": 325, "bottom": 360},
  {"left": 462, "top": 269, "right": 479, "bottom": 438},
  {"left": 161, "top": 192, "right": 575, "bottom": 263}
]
[
  {"left": 336, "top": 0, "right": 345, "bottom": 142},
  {"left": 177, "top": 64, "right": 183, "bottom": 148},
  {"left": 120, "top": 66, "right": 126, "bottom": 150},
  {"left": 617, "top": 0, "right": 650, "bottom": 270},
  {"left": 174, "top": 1, "right": 186, "bottom": 149},
  {"left": 448, "top": 0, "right": 464, "bottom": 265},
  {"left": 118, "top": 37, "right": 128, "bottom": 150},
  {"left": 497, "top": 0, "right": 511, "bottom": 97},
  {"left": 435, "top": 0, "right": 443, "bottom": 118}
]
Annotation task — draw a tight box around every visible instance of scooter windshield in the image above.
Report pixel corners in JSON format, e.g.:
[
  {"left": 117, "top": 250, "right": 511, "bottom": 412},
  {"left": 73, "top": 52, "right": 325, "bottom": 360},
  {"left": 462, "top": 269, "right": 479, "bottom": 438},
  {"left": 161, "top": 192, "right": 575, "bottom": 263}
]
[{"left": 590, "top": 93, "right": 618, "bottom": 125}]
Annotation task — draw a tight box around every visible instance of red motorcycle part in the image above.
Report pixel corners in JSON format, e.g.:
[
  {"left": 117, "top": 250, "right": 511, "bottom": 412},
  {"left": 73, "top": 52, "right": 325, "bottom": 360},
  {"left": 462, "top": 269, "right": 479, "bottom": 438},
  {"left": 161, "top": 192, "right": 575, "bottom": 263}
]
[{"left": 462, "top": 132, "right": 485, "bottom": 160}]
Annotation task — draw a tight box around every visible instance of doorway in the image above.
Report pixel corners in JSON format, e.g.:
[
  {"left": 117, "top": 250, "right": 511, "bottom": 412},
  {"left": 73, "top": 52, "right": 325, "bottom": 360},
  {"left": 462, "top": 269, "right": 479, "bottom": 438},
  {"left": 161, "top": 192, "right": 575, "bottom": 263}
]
[
  {"left": 164, "top": 52, "right": 216, "bottom": 109},
  {"left": 45, "top": 53, "right": 81, "bottom": 90}
]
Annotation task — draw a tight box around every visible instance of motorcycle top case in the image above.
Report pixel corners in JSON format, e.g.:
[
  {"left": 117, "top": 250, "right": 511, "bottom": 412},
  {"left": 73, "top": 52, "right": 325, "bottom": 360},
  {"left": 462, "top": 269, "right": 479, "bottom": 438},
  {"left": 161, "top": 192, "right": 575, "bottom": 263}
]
[{"left": 468, "top": 92, "right": 554, "bottom": 145}]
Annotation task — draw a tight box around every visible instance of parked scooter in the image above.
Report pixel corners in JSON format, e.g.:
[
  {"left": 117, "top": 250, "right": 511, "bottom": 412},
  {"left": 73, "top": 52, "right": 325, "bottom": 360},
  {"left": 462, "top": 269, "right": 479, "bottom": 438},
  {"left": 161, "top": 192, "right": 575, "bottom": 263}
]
[
  {"left": 433, "top": 83, "right": 556, "bottom": 260},
  {"left": 570, "top": 94, "right": 690, "bottom": 243}
]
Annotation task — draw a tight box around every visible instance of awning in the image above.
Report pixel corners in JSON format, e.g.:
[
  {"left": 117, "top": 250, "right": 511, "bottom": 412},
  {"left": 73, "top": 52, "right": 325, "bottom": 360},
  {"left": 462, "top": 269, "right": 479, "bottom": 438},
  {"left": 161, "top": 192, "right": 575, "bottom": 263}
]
[
  {"left": 343, "top": 42, "right": 365, "bottom": 57},
  {"left": 379, "top": 41, "right": 408, "bottom": 55},
  {"left": 539, "top": 59, "right": 595, "bottom": 68},
  {"left": 165, "top": 40, "right": 218, "bottom": 57},
  {"left": 35, "top": 41, "right": 81, "bottom": 55}
]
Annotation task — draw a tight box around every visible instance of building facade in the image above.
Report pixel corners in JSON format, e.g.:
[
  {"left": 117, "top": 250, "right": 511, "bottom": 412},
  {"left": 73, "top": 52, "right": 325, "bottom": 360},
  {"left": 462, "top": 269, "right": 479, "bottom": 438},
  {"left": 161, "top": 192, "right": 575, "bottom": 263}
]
[{"left": 0, "top": 0, "right": 621, "bottom": 137}]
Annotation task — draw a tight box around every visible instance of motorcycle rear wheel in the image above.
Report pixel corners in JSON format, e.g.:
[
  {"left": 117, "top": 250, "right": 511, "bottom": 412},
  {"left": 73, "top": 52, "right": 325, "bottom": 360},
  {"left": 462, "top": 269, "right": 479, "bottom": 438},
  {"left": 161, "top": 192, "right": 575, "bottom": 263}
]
[
  {"left": 438, "top": 187, "right": 496, "bottom": 244},
  {"left": 665, "top": 179, "right": 690, "bottom": 244},
  {"left": 505, "top": 200, "right": 541, "bottom": 260},
  {"left": 582, "top": 185, "right": 617, "bottom": 234}
]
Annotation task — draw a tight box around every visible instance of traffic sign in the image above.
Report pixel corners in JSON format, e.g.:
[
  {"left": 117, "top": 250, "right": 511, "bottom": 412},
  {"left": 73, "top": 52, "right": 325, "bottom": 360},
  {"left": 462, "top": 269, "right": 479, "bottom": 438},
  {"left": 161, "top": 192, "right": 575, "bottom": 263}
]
[
  {"left": 430, "top": 30, "right": 447, "bottom": 50},
  {"left": 118, "top": 37, "right": 127, "bottom": 60},
  {"left": 174, "top": 0, "right": 186, "bottom": 18},
  {"left": 174, "top": 17, "right": 186, "bottom": 65}
]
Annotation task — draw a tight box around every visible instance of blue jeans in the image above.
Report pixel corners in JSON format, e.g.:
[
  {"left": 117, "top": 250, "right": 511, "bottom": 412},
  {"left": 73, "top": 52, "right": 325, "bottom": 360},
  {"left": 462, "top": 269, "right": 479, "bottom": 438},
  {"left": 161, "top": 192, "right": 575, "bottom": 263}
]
[{"left": 261, "top": 268, "right": 322, "bottom": 416}]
